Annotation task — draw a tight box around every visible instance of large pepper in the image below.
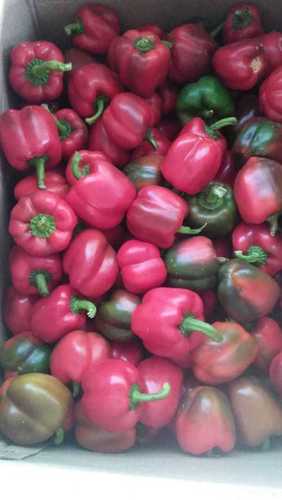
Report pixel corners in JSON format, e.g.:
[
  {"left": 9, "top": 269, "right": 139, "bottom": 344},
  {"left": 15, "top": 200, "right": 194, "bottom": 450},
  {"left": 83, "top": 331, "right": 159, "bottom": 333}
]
[
  {"left": 95, "top": 290, "right": 140, "bottom": 343},
  {"left": 167, "top": 23, "right": 216, "bottom": 84},
  {"left": 131, "top": 129, "right": 171, "bottom": 160},
  {"left": 187, "top": 182, "right": 237, "bottom": 238},
  {"left": 0, "top": 106, "right": 62, "bottom": 189},
  {"left": 31, "top": 284, "right": 96, "bottom": 343},
  {"left": 175, "top": 386, "right": 236, "bottom": 455},
  {"left": 0, "top": 374, "right": 72, "bottom": 445},
  {"left": 132, "top": 287, "right": 222, "bottom": 367},
  {"left": 9, "top": 191, "right": 77, "bottom": 257},
  {"left": 14, "top": 171, "right": 69, "bottom": 200},
  {"left": 9, "top": 41, "right": 72, "bottom": 103},
  {"left": 218, "top": 259, "right": 280, "bottom": 323},
  {"left": 64, "top": 4, "right": 120, "bottom": 55},
  {"left": 88, "top": 118, "right": 130, "bottom": 167},
  {"left": 63, "top": 229, "right": 118, "bottom": 299},
  {"left": 192, "top": 321, "right": 258, "bottom": 384},
  {"left": 252, "top": 317, "right": 282, "bottom": 372},
  {"left": 0, "top": 332, "right": 51, "bottom": 377},
  {"left": 165, "top": 236, "right": 219, "bottom": 291},
  {"left": 232, "top": 222, "right": 282, "bottom": 276},
  {"left": 259, "top": 67, "right": 282, "bottom": 123},
  {"left": 52, "top": 108, "right": 88, "bottom": 159},
  {"left": 68, "top": 63, "right": 122, "bottom": 125},
  {"left": 111, "top": 339, "right": 145, "bottom": 366},
  {"left": 4, "top": 288, "right": 35, "bottom": 336},
  {"left": 123, "top": 153, "right": 163, "bottom": 190},
  {"left": 117, "top": 240, "right": 167, "bottom": 294},
  {"left": 66, "top": 151, "right": 136, "bottom": 229},
  {"left": 223, "top": 2, "right": 263, "bottom": 44},
  {"left": 270, "top": 352, "right": 282, "bottom": 397}
]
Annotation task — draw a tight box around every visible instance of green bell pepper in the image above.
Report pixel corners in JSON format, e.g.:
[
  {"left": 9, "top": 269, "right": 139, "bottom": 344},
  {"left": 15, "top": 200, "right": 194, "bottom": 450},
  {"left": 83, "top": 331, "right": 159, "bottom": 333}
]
[{"left": 0, "top": 333, "right": 51, "bottom": 375}]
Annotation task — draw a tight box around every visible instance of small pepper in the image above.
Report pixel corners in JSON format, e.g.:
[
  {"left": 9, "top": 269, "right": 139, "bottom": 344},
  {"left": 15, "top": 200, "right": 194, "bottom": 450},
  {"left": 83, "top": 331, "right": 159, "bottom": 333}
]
[
  {"left": 9, "top": 41, "right": 72, "bottom": 103},
  {"left": 111, "top": 339, "right": 145, "bottom": 367},
  {"left": 270, "top": 352, "right": 282, "bottom": 397},
  {"left": 131, "top": 129, "right": 171, "bottom": 160},
  {"left": 4, "top": 288, "right": 36, "bottom": 336},
  {"left": 214, "top": 151, "right": 237, "bottom": 187},
  {"left": 0, "top": 332, "right": 51, "bottom": 376},
  {"left": 14, "top": 171, "right": 69, "bottom": 200},
  {"left": 223, "top": 2, "right": 263, "bottom": 44},
  {"left": 252, "top": 317, "right": 282, "bottom": 372},
  {"left": 88, "top": 118, "right": 130, "bottom": 167},
  {"left": 123, "top": 153, "right": 163, "bottom": 190},
  {"left": 259, "top": 67, "right": 282, "bottom": 123},
  {"left": 52, "top": 108, "right": 88, "bottom": 159}
]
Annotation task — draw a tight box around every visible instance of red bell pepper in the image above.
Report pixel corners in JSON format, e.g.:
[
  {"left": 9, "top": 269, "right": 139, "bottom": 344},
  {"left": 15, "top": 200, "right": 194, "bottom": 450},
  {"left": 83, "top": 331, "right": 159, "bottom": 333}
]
[
  {"left": 252, "top": 317, "right": 282, "bottom": 372},
  {"left": 64, "top": 4, "right": 120, "bottom": 55},
  {"left": 145, "top": 94, "right": 162, "bottom": 127},
  {"left": 139, "top": 24, "right": 164, "bottom": 38},
  {"left": 270, "top": 352, "right": 282, "bottom": 397},
  {"left": 132, "top": 288, "right": 222, "bottom": 367},
  {"left": 14, "top": 171, "right": 69, "bottom": 200},
  {"left": 66, "top": 151, "right": 136, "bottom": 229},
  {"left": 159, "top": 83, "right": 177, "bottom": 116},
  {"left": 88, "top": 118, "right": 130, "bottom": 167},
  {"left": 64, "top": 48, "right": 94, "bottom": 72},
  {"left": 108, "top": 30, "right": 170, "bottom": 98},
  {"left": 215, "top": 150, "right": 237, "bottom": 187},
  {"left": 81, "top": 359, "right": 171, "bottom": 432},
  {"left": 111, "top": 339, "right": 145, "bottom": 367},
  {"left": 158, "top": 117, "right": 182, "bottom": 141},
  {"left": 167, "top": 23, "right": 216, "bottom": 84},
  {"left": 259, "top": 66, "right": 282, "bottom": 123},
  {"left": 63, "top": 229, "right": 119, "bottom": 299},
  {"left": 117, "top": 240, "right": 167, "bottom": 294},
  {"left": 4, "top": 287, "right": 36, "bottom": 336},
  {"left": 52, "top": 108, "right": 88, "bottom": 159},
  {"left": 131, "top": 128, "right": 171, "bottom": 160},
  {"left": 68, "top": 62, "right": 122, "bottom": 125},
  {"left": 232, "top": 222, "right": 282, "bottom": 276},
  {"left": 31, "top": 284, "right": 96, "bottom": 343},
  {"left": 9, "top": 41, "right": 72, "bottom": 103},
  {"left": 0, "top": 105, "right": 62, "bottom": 189},
  {"left": 9, "top": 191, "right": 77, "bottom": 257},
  {"left": 223, "top": 2, "right": 263, "bottom": 44}
]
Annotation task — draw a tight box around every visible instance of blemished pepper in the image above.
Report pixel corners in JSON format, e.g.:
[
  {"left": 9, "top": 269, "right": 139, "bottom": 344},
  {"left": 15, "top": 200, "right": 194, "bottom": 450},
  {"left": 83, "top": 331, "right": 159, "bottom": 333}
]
[
  {"left": 9, "top": 41, "right": 72, "bottom": 103},
  {"left": 259, "top": 66, "right": 282, "bottom": 123},
  {"left": 131, "top": 129, "right": 171, "bottom": 160},
  {"left": 123, "top": 153, "right": 163, "bottom": 190},
  {"left": 31, "top": 284, "right": 96, "bottom": 343},
  {"left": 175, "top": 386, "right": 236, "bottom": 455},
  {"left": 53, "top": 108, "right": 88, "bottom": 159},
  {"left": 88, "top": 118, "right": 130, "bottom": 167},
  {"left": 9, "top": 191, "right": 77, "bottom": 257},
  {"left": 4, "top": 288, "right": 36, "bottom": 336},
  {"left": 9, "top": 246, "right": 62, "bottom": 297},
  {"left": 14, "top": 171, "right": 69, "bottom": 200},
  {"left": 95, "top": 290, "right": 140, "bottom": 343},
  {"left": 111, "top": 339, "right": 145, "bottom": 366},
  {"left": 187, "top": 182, "right": 237, "bottom": 238},
  {"left": 252, "top": 317, "right": 282, "bottom": 372},
  {"left": 0, "top": 374, "right": 72, "bottom": 445},
  {"left": 270, "top": 352, "right": 282, "bottom": 397},
  {"left": 63, "top": 229, "right": 119, "bottom": 299},
  {"left": 0, "top": 332, "right": 51, "bottom": 376},
  {"left": 165, "top": 236, "right": 220, "bottom": 291},
  {"left": 223, "top": 2, "right": 264, "bottom": 44},
  {"left": 218, "top": 259, "right": 280, "bottom": 323},
  {"left": 108, "top": 30, "right": 171, "bottom": 98},
  {"left": 64, "top": 4, "right": 120, "bottom": 55},
  {"left": 192, "top": 321, "right": 258, "bottom": 384},
  {"left": 0, "top": 105, "right": 62, "bottom": 189}
]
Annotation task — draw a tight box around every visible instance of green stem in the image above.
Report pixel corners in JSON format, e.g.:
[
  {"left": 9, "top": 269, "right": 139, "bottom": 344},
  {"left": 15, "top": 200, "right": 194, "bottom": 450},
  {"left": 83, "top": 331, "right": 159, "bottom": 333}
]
[
  {"left": 232, "top": 9, "right": 252, "bottom": 30},
  {"left": 26, "top": 59, "right": 72, "bottom": 86},
  {"left": 268, "top": 214, "right": 279, "bottom": 236},
  {"left": 85, "top": 96, "right": 108, "bottom": 125},
  {"left": 209, "top": 117, "right": 238, "bottom": 130},
  {"left": 53, "top": 428, "right": 65, "bottom": 446},
  {"left": 234, "top": 246, "right": 268, "bottom": 266},
  {"left": 180, "top": 315, "right": 222, "bottom": 342},
  {"left": 210, "top": 21, "right": 224, "bottom": 38},
  {"left": 34, "top": 272, "right": 50, "bottom": 296},
  {"left": 146, "top": 129, "right": 158, "bottom": 149},
  {"left": 29, "top": 156, "right": 47, "bottom": 189},
  {"left": 56, "top": 119, "right": 72, "bottom": 139},
  {"left": 130, "top": 383, "right": 171, "bottom": 410},
  {"left": 71, "top": 152, "right": 90, "bottom": 179},
  {"left": 178, "top": 223, "right": 207, "bottom": 235},
  {"left": 134, "top": 37, "right": 155, "bottom": 52},
  {"left": 29, "top": 214, "right": 56, "bottom": 239},
  {"left": 64, "top": 19, "right": 84, "bottom": 36},
  {"left": 161, "top": 40, "right": 173, "bottom": 49},
  {"left": 71, "top": 296, "right": 96, "bottom": 319}
]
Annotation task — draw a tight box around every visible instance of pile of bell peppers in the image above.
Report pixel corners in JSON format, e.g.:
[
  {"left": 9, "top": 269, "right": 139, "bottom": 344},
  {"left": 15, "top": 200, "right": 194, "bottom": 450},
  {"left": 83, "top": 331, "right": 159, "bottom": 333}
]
[{"left": 1, "top": 1, "right": 282, "bottom": 457}]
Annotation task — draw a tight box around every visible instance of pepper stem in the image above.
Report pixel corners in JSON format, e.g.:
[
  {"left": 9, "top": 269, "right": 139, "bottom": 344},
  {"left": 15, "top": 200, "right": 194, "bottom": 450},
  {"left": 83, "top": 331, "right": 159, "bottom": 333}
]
[
  {"left": 85, "top": 96, "right": 108, "bottom": 125},
  {"left": 180, "top": 315, "right": 223, "bottom": 342},
  {"left": 210, "top": 21, "right": 224, "bottom": 38},
  {"left": 71, "top": 296, "right": 96, "bottom": 319},
  {"left": 29, "top": 156, "right": 47, "bottom": 189},
  {"left": 29, "top": 214, "right": 56, "bottom": 239},
  {"left": 33, "top": 272, "right": 50, "bottom": 296},
  {"left": 268, "top": 214, "right": 279, "bottom": 236},
  {"left": 26, "top": 59, "right": 72, "bottom": 86},
  {"left": 53, "top": 428, "right": 65, "bottom": 446},
  {"left": 232, "top": 9, "right": 252, "bottom": 30},
  {"left": 64, "top": 19, "right": 84, "bottom": 36},
  {"left": 209, "top": 117, "right": 238, "bottom": 130},
  {"left": 234, "top": 245, "right": 268, "bottom": 266},
  {"left": 56, "top": 119, "right": 72, "bottom": 139},
  {"left": 146, "top": 129, "right": 158, "bottom": 149},
  {"left": 134, "top": 37, "right": 155, "bottom": 52},
  {"left": 71, "top": 152, "right": 90, "bottom": 179},
  {"left": 130, "top": 383, "right": 171, "bottom": 410},
  {"left": 178, "top": 223, "right": 207, "bottom": 235}
]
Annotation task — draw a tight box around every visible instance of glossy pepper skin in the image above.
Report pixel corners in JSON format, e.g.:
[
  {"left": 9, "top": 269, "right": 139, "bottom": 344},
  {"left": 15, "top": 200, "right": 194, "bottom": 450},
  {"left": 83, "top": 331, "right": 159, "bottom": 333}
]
[
  {"left": 88, "top": 118, "right": 130, "bottom": 167},
  {"left": 53, "top": 108, "right": 88, "bottom": 159},
  {"left": 232, "top": 223, "right": 282, "bottom": 276},
  {"left": 123, "top": 153, "right": 163, "bottom": 190},
  {"left": 9, "top": 41, "right": 72, "bottom": 103},
  {"left": 14, "top": 171, "right": 69, "bottom": 200},
  {"left": 66, "top": 151, "right": 136, "bottom": 229},
  {"left": 131, "top": 129, "right": 171, "bottom": 160},
  {"left": 176, "top": 386, "right": 236, "bottom": 455},
  {"left": 0, "top": 332, "right": 51, "bottom": 376},
  {"left": 4, "top": 288, "right": 35, "bottom": 336},
  {"left": 9, "top": 191, "right": 77, "bottom": 257},
  {"left": 259, "top": 67, "right": 282, "bottom": 123},
  {"left": 223, "top": 2, "right": 263, "bottom": 44},
  {"left": 132, "top": 287, "right": 222, "bottom": 368},
  {"left": 252, "top": 317, "right": 282, "bottom": 372},
  {"left": 165, "top": 237, "right": 219, "bottom": 291},
  {"left": 192, "top": 321, "right": 258, "bottom": 384},
  {"left": 111, "top": 339, "right": 145, "bottom": 366},
  {"left": 95, "top": 290, "right": 140, "bottom": 343},
  {"left": 167, "top": 23, "right": 216, "bottom": 84},
  {"left": 31, "top": 284, "right": 96, "bottom": 343},
  {"left": 9, "top": 246, "right": 62, "bottom": 297},
  {"left": 117, "top": 240, "right": 167, "bottom": 294},
  {"left": 81, "top": 359, "right": 171, "bottom": 432},
  {"left": 108, "top": 30, "right": 170, "bottom": 98},
  {"left": 218, "top": 259, "right": 280, "bottom": 323},
  {"left": 270, "top": 352, "right": 282, "bottom": 397},
  {"left": 63, "top": 229, "right": 118, "bottom": 299},
  {"left": 0, "top": 106, "right": 62, "bottom": 189},
  {"left": 64, "top": 4, "right": 120, "bottom": 55},
  {"left": 0, "top": 374, "right": 72, "bottom": 445},
  {"left": 68, "top": 63, "right": 122, "bottom": 125}
]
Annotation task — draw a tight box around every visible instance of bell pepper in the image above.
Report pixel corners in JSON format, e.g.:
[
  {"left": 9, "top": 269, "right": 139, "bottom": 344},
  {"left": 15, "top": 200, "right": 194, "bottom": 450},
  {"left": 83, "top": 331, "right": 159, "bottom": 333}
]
[
  {"left": 111, "top": 339, "right": 145, "bottom": 367},
  {"left": 175, "top": 386, "right": 236, "bottom": 455},
  {"left": 64, "top": 4, "right": 120, "bottom": 55},
  {"left": 177, "top": 75, "right": 235, "bottom": 124},
  {"left": 117, "top": 240, "right": 167, "bottom": 294},
  {"left": 0, "top": 332, "right": 51, "bottom": 376},
  {"left": 0, "top": 373, "right": 72, "bottom": 445},
  {"left": 218, "top": 259, "right": 280, "bottom": 323},
  {"left": 74, "top": 402, "right": 136, "bottom": 453},
  {"left": 0, "top": 105, "right": 62, "bottom": 189},
  {"left": 161, "top": 117, "right": 237, "bottom": 196},
  {"left": 88, "top": 118, "right": 130, "bottom": 167},
  {"left": 108, "top": 30, "right": 170, "bottom": 98},
  {"left": 9, "top": 191, "right": 77, "bottom": 257},
  {"left": 4, "top": 288, "right": 36, "bottom": 336},
  {"left": 132, "top": 287, "right": 222, "bottom": 367},
  {"left": 159, "top": 83, "right": 177, "bottom": 116},
  {"left": 31, "top": 284, "right": 96, "bottom": 343},
  {"left": 9, "top": 41, "right": 72, "bottom": 103},
  {"left": 63, "top": 229, "right": 118, "bottom": 299},
  {"left": 81, "top": 359, "right": 171, "bottom": 432},
  {"left": 95, "top": 290, "right": 140, "bottom": 343},
  {"left": 51, "top": 108, "right": 88, "bottom": 159},
  {"left": 131, "top": 129, "right": 171, "bottom": 160},
  {"left": 165, "top": 236, "right": 219, "bottom": 291},
  {"left": 234, "top": 157, "right": 282, "bottom": 235},
  {"left": 232, "top": 222, "right": 282, "bottom": 276},
  {"left": 259, "top": 67, "right": 282, "bottom": 123},
  {"left": 192, "top": 321, "right": 258, "bottom": 384},
  {"left": 228, "top": 376, "right": 282, "bottom": 448},
  {"left": 270, "top": 352, "right": 282, "bottom": 397},
  {"left": 252, "top": 317, "right": 282, "bottom": 372},
  {"left": 215, "top": 151, "right": 237, "bottom": 187},
  {"left": 167, "top": 23, "right": 216, "bottom": 84},
  {"left": 64, "top": 47, "right": 94, "bottom": 72},
  {"left": 66, "top": 151, "right": 136, "bottom": 229},
  {"left": 139, "top": 24, "right": 164, "bottom": 38},
  {"left": 145, "top": 93, "right": 162, "bottom": 127},
  {"left": 223, "top": 2, "right": 263, "bottom": 44},
  {"left": 123, "top": 153, "right": 163, "bottom": 190},
  {"left": 235, "top": 93, "right": 260, "bottom": 131},
  {"left": 14, "top": 171, "right": 69, "bottom": 200}
]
